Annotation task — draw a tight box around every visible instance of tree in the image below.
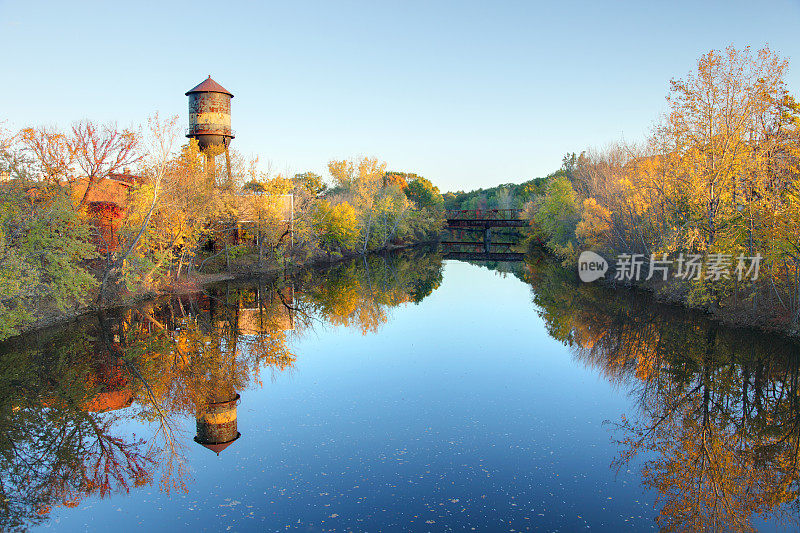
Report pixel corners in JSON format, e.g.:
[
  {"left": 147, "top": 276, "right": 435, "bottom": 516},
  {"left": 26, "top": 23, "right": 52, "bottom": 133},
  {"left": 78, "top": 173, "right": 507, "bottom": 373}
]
[
  {"left": 240, "top": 175, "right": 294, "bottom": 266},
  {"left": 658, "top": 45, "right": 789, "bottom": 249},
  {"left": 293, "top": 172, "right": 327, "bottom": 196},
  {"left": 120, "top": 138, "right": 218, "bottom": 284},
  {"left": 532, "top": 175, "right": 581, "bottom": 261},
  {"left": 383, "top": 171, "right": 414, "bottom": 190},
  {"left": 0, "top": 174, "right": 96, "bottom": 341},
  {"left": 517, "top": 177, "right": 547, "bottom": 203},
  {"left": 327, "top": 157, "right": 388, "bottom": 252},
  {"left": 313, "top": 200, "right": 358, "bottom": 254},
  {"left": 69, "top": 120, "right": 142, "bottom": 209},
  {"left": 522, "top": 46, "right": 800, "bottom": 326},
  {"left": 373, "top": 185, "right": 412, "bottom": 247},
  {"left": 328, "top": 159, "right": 356, "bottom": 189},
  {"left": 17, "top": 126, "right": 73, "bottom": 183},
  {"left": 405, "top": 176, "right": 443, "bottom": 211},
  {"left": 101, "top": 114, "right": 179, "bottom": 304},
  {"left": 492, "top": 186, "right": 513, "bottom": 209},
  {"left": 0, "top": 128, "right": 99, "bottom": 339}
]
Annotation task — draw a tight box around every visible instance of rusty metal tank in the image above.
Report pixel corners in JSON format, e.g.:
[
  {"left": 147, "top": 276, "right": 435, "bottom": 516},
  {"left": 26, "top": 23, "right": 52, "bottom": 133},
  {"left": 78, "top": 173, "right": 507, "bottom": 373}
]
[
  {"left": 194, "top": 392, "right": 241, "bottom": 455},
  {"left": 185, "top": 76, "right": 234, "bottom": 152}
]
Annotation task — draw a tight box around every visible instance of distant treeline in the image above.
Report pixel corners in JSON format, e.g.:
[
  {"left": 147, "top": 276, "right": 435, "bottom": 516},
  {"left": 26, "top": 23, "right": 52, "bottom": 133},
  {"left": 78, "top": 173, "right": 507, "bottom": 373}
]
[{"left": 443, "top": 170, "right": 554, "bottom": 211}]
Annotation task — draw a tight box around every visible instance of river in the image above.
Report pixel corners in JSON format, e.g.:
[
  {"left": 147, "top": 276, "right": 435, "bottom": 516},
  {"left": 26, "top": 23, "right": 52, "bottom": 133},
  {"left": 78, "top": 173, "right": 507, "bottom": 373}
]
[{"left": 0, "top": 249, "right": 797, "bottom": 531}]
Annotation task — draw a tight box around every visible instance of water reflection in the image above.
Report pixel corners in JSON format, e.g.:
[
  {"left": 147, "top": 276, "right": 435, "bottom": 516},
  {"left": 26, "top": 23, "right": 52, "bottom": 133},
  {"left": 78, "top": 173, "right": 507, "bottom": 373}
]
[
  {"left": 518, "top": 251, "right": 800, "bottom": 532},
  {"left": 0, "top": 247, "right": 798, "bottom": 531},
  {"left": 0, "top": 249, "right": 443, "bottom": 530}
]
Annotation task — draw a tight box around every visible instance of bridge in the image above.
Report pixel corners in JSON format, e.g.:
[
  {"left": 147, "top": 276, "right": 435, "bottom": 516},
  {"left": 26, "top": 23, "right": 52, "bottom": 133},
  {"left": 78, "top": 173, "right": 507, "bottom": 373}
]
[
  {"left": 445, "top": 209, "right": 527, "bottom": 228},
  {"left": 443, "top": 251, "right": 527, "bottom": 261},
  {"left": 443, "top": 209, "right": 527, "bottom": 259}
]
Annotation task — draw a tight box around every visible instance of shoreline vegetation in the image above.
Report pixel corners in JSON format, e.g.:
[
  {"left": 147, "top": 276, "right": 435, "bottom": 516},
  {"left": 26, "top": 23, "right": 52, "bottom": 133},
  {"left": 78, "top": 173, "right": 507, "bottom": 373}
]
[
  {"left": 528, "top": 46, "right": 800, "bottom": 334},
  {"left": 0, "top": 116, "right": 446, "bottom": 341},
  {"left": 3, "top": 45, "right": 800, "bottom": 338},
  {"left": 449, "top": 45, "right": 800, "bottom": 336},
  {"left": 14, "top": 242, "right": 436, "bottom": 337}
]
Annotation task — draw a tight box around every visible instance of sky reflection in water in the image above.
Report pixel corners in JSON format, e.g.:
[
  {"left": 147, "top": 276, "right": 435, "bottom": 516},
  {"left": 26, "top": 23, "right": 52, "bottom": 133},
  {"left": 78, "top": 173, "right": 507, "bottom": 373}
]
[{"left": 2, "top": 250, "right": 798, "bottom": 532}]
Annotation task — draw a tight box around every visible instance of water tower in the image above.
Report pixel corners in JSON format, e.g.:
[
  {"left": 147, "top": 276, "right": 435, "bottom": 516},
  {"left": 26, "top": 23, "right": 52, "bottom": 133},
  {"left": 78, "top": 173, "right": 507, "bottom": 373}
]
[
  {"left": 194, "top": 392, "right": 241, "bottom": 456},
  {"left": 186, "top": 76, "right": 234, "bottom": 185}
]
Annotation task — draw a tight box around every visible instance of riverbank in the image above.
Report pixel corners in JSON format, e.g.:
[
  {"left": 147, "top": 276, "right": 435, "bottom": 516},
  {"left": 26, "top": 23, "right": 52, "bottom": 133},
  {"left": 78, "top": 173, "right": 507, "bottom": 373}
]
[
  {"left": 603, "top": 263, "right": 800, "bottom": 337},
  {"left": 14, "top": 242, "right": 438, "bottom": 339},
  {"left": 524, "top": 241, "right": 800, "bottom": 338}
]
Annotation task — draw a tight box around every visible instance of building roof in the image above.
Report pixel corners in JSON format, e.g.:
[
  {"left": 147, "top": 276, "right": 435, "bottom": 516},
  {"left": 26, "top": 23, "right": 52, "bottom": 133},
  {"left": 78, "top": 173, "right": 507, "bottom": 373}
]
[
  {"left": 185, "top": 76, "right": 234, "bottom": 97},
  {"left": 107, "top": 172, "right": 140, "bottom": 186},
  {"left": 194, "top": 433, "right": 241, "bottom": 455},
  {"left": 69, "top": 174, "right": 140, "bottom": 207},
  {"left": 84, "top": 389, "right": 134, "bottom": 412}
]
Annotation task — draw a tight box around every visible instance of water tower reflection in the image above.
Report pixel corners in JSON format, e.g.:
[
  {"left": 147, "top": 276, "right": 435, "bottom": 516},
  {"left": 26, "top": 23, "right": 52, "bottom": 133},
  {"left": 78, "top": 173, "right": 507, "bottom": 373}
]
[{"left": 191, "top": 284, "right": 296, "bottom": 455}]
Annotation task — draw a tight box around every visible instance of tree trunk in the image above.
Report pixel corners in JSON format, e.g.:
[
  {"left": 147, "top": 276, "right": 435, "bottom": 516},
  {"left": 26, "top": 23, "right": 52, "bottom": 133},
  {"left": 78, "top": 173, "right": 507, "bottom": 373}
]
[
  {"left": 258, "top": 228, "right": 263, "bottom": 268},
  {"left": 176, "top": 249, "right": 186, "bottom": 280},
  {"left": 77, "top": 177, "right": 97, "bottom": 209}
]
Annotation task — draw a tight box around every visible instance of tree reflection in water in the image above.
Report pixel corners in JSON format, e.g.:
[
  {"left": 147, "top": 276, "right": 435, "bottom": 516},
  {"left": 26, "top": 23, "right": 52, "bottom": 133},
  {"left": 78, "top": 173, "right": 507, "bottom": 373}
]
[
  {"left": 517, "top": 250, "right": 800, "bottom": 532},
  {"left": 0, "top": 248, "right": 444, "bottom": 530},
  {"left": 10, "top": 247, "right": 797, "bottom": 531}
]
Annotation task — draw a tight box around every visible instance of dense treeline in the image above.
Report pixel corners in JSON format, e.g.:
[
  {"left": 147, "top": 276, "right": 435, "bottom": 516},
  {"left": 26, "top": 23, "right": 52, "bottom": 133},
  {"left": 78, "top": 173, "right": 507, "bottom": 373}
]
[
  {"left": 0, "top": 118, "right": 444, "bottom": 340},
  {"left": 443, "top": 174, "right": 551, "bottom": 211},
  {"left": 526, "top": 46, "right": 800, "bottom": 331}
]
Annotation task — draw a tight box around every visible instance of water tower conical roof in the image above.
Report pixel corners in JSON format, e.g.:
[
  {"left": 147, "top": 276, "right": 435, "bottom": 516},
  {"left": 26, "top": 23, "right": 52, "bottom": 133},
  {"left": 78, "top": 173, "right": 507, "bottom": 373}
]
[
  {"left": 194, "top": 433, "right": 241, "bottom": 455},
  {"left": 186, "top": 76, "right": 234, "bottom": 97}
]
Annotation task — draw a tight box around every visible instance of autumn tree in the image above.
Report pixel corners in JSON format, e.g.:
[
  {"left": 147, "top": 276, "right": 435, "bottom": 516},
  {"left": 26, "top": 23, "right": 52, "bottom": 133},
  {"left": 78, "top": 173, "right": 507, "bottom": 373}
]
[
  {"left": 17, "top": 126, "right": 73, "bottom": 183},
  {"left": 103, "top": 114, "right": 179, "bottom": 302},
  {"left": 327, "top": 159, "right": 356, "bottom": 189},
  {"left": 372, "top": 185, "right": 412, "bottom": 248},
  {"left": 0, "top": 130, "right": 97, "bottom": 339},
  {"left": 327, "top": 157, "right": 387, "bottom": 252},
  {"left": 69, "top": 120, "right": 142, "bottom": 209},
  {"left": 313, "top": 200, "right": 358, "bottom": 255},
  {"left": 293, "top": 171, "right": 327, "bottom": 197},
  {"left": 240, "top": 174, "right": 294, "bottom": 266},
  {"left": 527, "top": 46, "right": 800, "bottom": 326},
  {"left": 657, "top": 46, "right": 788, "bottom": 245},
  {"left": 405, "top": 176, "right": 443, "bottom": 211}
]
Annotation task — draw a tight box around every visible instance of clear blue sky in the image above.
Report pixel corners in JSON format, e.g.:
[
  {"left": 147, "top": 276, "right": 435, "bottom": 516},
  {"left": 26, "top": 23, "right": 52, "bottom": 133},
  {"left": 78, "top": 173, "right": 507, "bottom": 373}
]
[{"left": 2, "top": 0, "right": 799, "bottom": 191}]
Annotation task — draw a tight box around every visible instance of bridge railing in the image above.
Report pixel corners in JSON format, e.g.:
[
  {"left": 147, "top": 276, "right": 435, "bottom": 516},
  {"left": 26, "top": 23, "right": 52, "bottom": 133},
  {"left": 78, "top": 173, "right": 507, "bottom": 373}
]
[{"left": 445, "top": 208, "right": 522, "bottom": 220}]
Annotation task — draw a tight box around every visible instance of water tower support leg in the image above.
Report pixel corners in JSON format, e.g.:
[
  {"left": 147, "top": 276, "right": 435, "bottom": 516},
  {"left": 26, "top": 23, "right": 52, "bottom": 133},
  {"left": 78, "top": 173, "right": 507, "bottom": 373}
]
[
  {"left": 205, "top": 153, "right": 216, "bottom": 187},
  {"left": 224, "top": 143, "right": 233, "bottom": 187}
]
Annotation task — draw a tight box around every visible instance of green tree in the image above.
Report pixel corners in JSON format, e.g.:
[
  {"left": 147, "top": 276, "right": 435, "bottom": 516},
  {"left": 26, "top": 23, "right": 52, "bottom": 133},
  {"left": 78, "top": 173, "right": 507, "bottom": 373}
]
[
  {"left": 405, "top": 176, "right": 443, "bottom": 211},
  {"left": 532, "top": 175, "right": 581, "bottom": 261},
  {"left": 0, "top": 182, "right": 97, "bottom": 340},
  {"left": 313, "top": 200, "right": 358, "bottom": 254}
]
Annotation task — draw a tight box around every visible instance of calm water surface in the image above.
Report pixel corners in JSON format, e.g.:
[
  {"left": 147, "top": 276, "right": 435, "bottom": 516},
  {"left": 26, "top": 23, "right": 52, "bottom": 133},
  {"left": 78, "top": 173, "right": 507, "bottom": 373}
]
[{"left": 1, "top": 250, "right": 798, "bottom": 531}]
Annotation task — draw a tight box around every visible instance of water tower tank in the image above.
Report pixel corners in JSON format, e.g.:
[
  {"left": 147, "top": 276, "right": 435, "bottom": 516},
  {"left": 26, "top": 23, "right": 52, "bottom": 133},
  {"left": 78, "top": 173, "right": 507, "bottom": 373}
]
[
  {"left": 194, "top": 392, "right": 241, "bottom": 455},
  {"left": 186, "top": 76, "right": 234, "bottom": 151}
]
